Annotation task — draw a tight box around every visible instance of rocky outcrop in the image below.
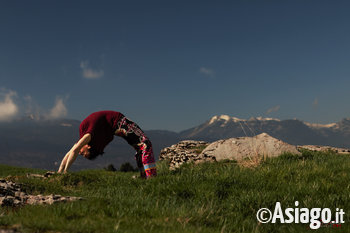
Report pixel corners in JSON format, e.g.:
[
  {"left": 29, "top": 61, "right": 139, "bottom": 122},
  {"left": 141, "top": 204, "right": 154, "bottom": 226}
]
[
  {"left": 201, "top": 133, "right": 301, "bottom": 161},
  {"left": 26, "top": 171, "right": 55, "bottom": 179},
  {"left": 160, "top": 134, "right": 302, "bottom": 169},
  {"left": 159, "top": 140, "right": 215, "bottom": 170},
  {"left": 0, "top": 179, "right": 83, "bottom": 207},
  {"left": 297, "top": 145, "right": 350, "bottom": 154},
  {"left": 0, "top": 229, "right": 19, "bottom": 233}
]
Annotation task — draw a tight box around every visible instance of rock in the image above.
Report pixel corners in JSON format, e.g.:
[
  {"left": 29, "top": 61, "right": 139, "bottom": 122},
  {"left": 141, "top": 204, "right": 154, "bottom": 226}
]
[
  {"left": 44, "top": 171, "right": 55, "bottom": 178},
  {"left": 297, "top": 145, "right": 350, "bottom": 154},
  {"left": 160, "top": 135, "right": 303, "bottom": 169},
  {"left": 1, "top": 196, "right": 15, "bottom": 206},
  {"left": 0, "top": 188, "right": 14, "bottom": 197},
  {"left": 25, "top": 171, "right": 55, "bottom": 179},
  {"left": 201, "top": 133, "right": 301, "bottom": 161},
  {"left": 0, "top": 197, "right": 5, "bottom": 205},
  {"left": 0, "top": 229, "right": 18, "bottom": 233},
  {"left": 13, "top": 199, "right": 21, "bottom": 206},
  {"left": 159, "top": 140, "right": 213, "bottom": 170},
  {"left": 0, "top": 179, "right": 83, "bottom": 207}
]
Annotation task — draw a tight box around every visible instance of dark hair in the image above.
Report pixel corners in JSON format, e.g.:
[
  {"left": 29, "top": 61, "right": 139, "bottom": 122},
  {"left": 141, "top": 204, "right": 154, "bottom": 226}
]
[{"left": 86, "top": 147, "right": 100, "bottom": 160}]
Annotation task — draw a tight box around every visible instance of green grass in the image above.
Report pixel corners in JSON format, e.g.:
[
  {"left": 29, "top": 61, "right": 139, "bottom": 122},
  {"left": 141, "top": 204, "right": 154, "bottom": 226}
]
[{"left": 0, "top": 150, "right": 350, "bottom": 233}]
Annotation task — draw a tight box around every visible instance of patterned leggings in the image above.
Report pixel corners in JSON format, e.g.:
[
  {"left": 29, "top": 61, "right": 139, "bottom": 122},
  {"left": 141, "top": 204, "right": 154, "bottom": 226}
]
[{"left": 115, "top": 116, "right": 157, "bottom": 178}]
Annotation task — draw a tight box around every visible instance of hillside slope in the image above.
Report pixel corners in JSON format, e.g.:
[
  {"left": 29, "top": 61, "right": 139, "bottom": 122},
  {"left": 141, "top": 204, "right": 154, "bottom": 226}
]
[{"left": 0, "top": 150, "right": 349, "bottom": 232}]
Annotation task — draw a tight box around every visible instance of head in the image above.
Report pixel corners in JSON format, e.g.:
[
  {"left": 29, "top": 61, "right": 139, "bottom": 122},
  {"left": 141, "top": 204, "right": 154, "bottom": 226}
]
[{"left": 79, "top": 145, "right": 99, "bottom": 160}]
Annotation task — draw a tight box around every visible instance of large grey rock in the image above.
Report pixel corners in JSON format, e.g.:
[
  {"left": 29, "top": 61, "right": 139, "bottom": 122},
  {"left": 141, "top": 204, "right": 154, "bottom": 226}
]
[
  {"left": 200, "top": 133, "right": 301, "bottom": 161},
  {"left": 160, "top": 134, "right": 303, "bottom": 169}
]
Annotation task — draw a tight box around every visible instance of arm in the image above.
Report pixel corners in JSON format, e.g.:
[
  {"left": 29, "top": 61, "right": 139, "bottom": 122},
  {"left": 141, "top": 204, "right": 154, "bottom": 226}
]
[
  {"left": 57, "top": 134, "right": 91, "bottom": 173},
  {"left": 58, "top": 149, "right": 72, "bottom": 173}
]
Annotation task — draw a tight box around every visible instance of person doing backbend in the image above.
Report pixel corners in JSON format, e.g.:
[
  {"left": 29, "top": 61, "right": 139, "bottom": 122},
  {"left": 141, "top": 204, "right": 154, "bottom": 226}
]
[{"left": 58, "top": 111, "right": 157, "bottom": 178}]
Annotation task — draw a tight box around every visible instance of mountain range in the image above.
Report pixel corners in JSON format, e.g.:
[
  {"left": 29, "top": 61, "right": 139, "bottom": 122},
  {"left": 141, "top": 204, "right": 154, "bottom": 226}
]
[
  {"left": 181, "top": 115, "right": 350, "bottom": 147},
  {"left": 1, "top": 114, "right": 350, "bottom": 170}
]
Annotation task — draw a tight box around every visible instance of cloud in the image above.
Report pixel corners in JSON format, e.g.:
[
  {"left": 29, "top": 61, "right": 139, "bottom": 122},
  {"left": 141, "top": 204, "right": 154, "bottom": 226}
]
[
  {"left": 24, "top": 95, "right": 42, "bottom": 120},
  {"left": 266, "top": 105, "right": 280, "bottom": 115},
  {"left": 48, "top": 97, "right": 68, "bottom": 119},
  {"left": 24, "top": 95, "right": 69, "bottom": 120},
  {"left": 199, "top": 67, "right": 215, "bottom": 77},
  {"left": 0, "top": 89, "right": 19, "bottom": 121},
  {"left": 80, "top": 61, "right": 104, "bottom": 79},
  {"left": 0, "top": 89, "right": 69, "bottom": 121}
]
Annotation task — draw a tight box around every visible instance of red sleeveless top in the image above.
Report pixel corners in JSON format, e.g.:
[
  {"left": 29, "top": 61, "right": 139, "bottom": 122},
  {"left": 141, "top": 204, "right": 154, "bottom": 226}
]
[{"left": 79, "top": 111, "right": 123, "bottom": 155}]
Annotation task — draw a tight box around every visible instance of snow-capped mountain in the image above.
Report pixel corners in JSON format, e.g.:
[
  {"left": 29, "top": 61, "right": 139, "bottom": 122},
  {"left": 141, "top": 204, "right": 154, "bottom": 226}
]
[{"left": 180, "top": 115, "right": 350, "bottom": 147}]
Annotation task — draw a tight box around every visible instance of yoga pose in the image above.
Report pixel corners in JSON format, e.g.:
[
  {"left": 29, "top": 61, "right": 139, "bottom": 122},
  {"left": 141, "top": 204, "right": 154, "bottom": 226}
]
[{"left": 58, "top": 111, "right": 157, "bottom": 178}]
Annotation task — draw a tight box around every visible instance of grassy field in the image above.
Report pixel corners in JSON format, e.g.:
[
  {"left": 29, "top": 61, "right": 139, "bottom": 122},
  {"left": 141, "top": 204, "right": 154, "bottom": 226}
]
[{"left": 0, "top": 150, "right": 349, "bottom": 233}]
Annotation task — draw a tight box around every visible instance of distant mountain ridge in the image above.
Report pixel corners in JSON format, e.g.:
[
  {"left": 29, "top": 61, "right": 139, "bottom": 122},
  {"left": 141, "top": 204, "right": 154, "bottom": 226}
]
[
  {"left": 1, "top": 115, "right": 350, "bottom": 170},
  {"left": 180, "top": 115, "right": 350, "bottom": 147}
]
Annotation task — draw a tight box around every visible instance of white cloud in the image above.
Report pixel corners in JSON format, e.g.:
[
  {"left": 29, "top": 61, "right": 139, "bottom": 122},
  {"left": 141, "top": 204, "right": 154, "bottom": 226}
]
[
  {"left": 48, "top": 97, "right": 68, "bottom": 119},
  {"left": 199, "top": 67, "right": 215, "bottom": 77},
  {"left": 80, "top": 60, "right": 104, "bottom": 79},
  {"left": 266, "top": 105, "right": 280, "bottom": 115},
  {"left": 0, "top": 89, "right": 19, "bottom": 121},
  {"left": 0, "top": 89, "right": 69, "bottom": 121}
]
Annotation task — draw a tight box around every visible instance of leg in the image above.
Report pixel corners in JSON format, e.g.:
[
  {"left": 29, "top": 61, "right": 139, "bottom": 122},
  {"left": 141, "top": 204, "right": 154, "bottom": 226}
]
[
  {"left": 136, "top": 140, "right": 157, "bottom": 178},
  {"left": 116, "top": 116, "right": 157, "bottom": 178},
  {"left": 135, "top": 149, "right": 146, "bottom": 178}
]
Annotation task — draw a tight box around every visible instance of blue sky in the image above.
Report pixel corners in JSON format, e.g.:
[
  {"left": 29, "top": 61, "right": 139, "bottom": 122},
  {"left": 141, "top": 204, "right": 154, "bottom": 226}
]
[{"left": 1, "top": 1, "right": 350, "bottom": 131}]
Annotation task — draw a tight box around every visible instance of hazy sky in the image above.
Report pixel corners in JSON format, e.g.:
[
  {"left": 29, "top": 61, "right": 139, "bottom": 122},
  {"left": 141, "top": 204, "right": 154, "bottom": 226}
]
[{"left": 1, "top": 1, "right": 350, "bottom": 131}]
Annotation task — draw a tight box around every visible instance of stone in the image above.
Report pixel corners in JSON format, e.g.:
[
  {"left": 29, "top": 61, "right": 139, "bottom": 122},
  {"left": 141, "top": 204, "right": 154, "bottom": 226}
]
[
  {"left": 200, "top": 133, "right": 301, "bottom": 161},
  {"left": 1, "top": 197, "right": 14, "bottom": 207},
  {"left": 159, "top": 140, "right": 213, "bottom": 170},
  {"left": 0, "top": 229, "right": 17, "bottom": 233},
  {"left": 26, "top": 171, "right": 55, "bottom": 179},
  {"left": 0, "top": 179, "right": 83, "bottom": 207},
  {"left": 297, "top": 145, "right": 350, "bottom": 154},
  {"left": 160, "top": 133, "right": 304, "bottom": 169},
  {"left": 1, "top": 189, "right": 14, "bottom": 197},
  {"left": 44, "top": 171, "right": 55, "bottom": 178},
  {"left": 13, "top": 199, "right": 21, "bottom": 206}
]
